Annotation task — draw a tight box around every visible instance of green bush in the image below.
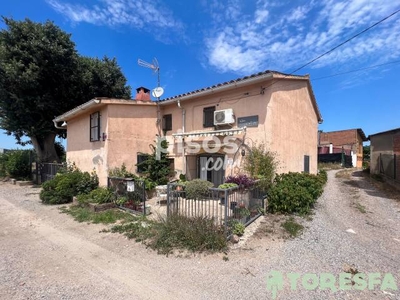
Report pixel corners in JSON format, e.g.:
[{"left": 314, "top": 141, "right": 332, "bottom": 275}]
[
  {"left": 229, "top": 220, "right": 245, "bottom": 236},
  {"left": 244, "top": 143, "right": 278, "bottom": 190},
  {"left": 267, "top": 172, "right": 324, "bottom": 215},
  {"left": 0, "top": 153, "right": 8, "bottom": 177},
  {"left": 77, "top": 187, "right": 113, "bottom": 205},
  {"left": 4, "top": 150, "right": 31, "bottom": 179},
  {"left": 218, "top": 183, "right": 238, "bottom": 189},
  {"left": 185, "top": 179, "right": 213, "bottom": 200},
  {"left": 150, "top": 214, "right": 227, "bottom": 254},
  {"left": 317, "top": 169, "right": 328, "bottom": 185},
  {"left": 40, "top": 169, "right": 99, "bottom": 204}
]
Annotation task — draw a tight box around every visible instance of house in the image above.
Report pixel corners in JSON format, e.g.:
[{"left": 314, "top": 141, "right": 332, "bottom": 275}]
[
  {"left": 318, "top": 129, "right": 367, "bottom": 168},
  {"left": 368, "top": 128, "right": 400, "bottom": 182},
  {"left": 53, "top": 71, "right": 323, "bottom": 186}
]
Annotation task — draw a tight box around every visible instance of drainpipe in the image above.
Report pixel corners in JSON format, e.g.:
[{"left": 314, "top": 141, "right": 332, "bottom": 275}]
[
  {"left": 53, "top": 120, "right": 66, "bottom": 129},
  {"left": 177, "top": 99, "right": 186, "bottom": 175}
]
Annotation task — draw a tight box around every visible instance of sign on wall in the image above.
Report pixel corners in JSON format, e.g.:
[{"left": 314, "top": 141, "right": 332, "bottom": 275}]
[{"left": 237, "top": 115, "right": 259, "bottom": 128}]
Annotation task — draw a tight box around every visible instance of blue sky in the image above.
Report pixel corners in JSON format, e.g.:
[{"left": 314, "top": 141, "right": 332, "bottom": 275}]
[{"left": 1, "top": 0, "right": 400, "bottom": 149}]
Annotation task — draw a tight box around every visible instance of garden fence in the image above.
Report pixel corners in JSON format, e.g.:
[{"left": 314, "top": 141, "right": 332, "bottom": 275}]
[
  {"left": 166, "top": 181, "right": 267, "bottom": 233},
  {"left": 107, "top": 177, "right": 148, "bottom": 215},
  {"left": 34, "top": 162, "right": 63, "bottom": 184}
]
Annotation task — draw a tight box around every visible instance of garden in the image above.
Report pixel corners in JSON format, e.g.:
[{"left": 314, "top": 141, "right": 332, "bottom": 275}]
[{"left": 36, "top": 142, "right": 328, "bottom": 254}]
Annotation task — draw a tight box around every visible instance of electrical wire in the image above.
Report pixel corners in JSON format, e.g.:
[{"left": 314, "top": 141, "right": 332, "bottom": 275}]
[
  {"left": 262, "top": 8, "right": 400, "bottom": 90},
  {"left": 312, "top": 60, "right": 400, "bottom": 81}
]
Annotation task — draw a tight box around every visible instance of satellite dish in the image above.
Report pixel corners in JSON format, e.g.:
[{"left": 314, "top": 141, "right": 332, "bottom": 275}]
[{"left": 152, "top": 87, "right": 164, "bottom": 98}]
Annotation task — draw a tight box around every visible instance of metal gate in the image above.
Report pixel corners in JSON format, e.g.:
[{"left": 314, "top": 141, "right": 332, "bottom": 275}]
[{"left": 107, "top": 177, "right": 148, "bottom": 215}]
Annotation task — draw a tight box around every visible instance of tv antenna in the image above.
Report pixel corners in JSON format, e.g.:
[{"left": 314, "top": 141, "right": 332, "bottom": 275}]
[{"left": 138, "top": 58, "right": 163, "bottom": 99}]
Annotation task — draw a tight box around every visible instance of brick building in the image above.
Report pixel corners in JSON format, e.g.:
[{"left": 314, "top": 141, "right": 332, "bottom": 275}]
[{"left": 318, "top": 129, "right": 367, "bottom": 168}]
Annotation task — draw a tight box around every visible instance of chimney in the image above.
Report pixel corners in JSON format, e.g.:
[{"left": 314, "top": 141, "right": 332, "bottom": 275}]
[{"left": 135, "top": 86, "right": 151, "bottom": 101}]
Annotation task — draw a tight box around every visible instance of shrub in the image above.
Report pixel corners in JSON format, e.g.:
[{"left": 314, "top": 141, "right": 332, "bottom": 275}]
[
  {"left": 317, "top": 169, "right": 328, "bottom": 185},
  {"left": 0, "top": 153, "right": 8, "bottom": 177},
  {"left": 267, "top": 172, "right": 324, "bottom": 215},
  {"left": 77, "top": 187, "right": 113, "bottom": 205},
  {"left": 218, "top": 183, "right": 238, "bottom": 189},
  {"left": 225, "top": 174, "right": 255, "bottom": 189},
  {"left": 151, "top": 214, "right": 227, "bottom": 254},
  {"left": 5, "top": 150, "right": 31, "bottom": 179},
  {"left": 243, "top": 143, "right": 278, "bottom": 189},
  {"left": 136, "top": 140, "right": 173, "bottom": 185},
  {"left": 230, "top": 220, "right": 245, "bottom": 236},
  {"left": 40, "top": 169, "right": 99, "bottom": 204},
  {"left": 185, "top": 179, "right": 213, "bottom": 200}
]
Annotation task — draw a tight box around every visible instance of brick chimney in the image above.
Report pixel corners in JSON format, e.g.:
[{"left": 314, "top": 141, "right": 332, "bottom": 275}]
[{"left": 135, "top": 86, "right": 151, "bottom": 101}]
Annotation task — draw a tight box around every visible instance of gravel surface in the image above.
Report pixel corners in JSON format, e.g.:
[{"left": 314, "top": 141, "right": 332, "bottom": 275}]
[{"left": 1, "top": 170, "right": 399, "bottom": 300}]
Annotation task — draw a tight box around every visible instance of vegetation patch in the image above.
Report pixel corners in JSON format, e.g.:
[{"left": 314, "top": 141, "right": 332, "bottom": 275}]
[
  {"left": 0, "top": 150, "right": 31, "bottom": 180},
  {"left": 111, "top": 214, "right": 227, "bottom": 255},
  {"left": 281, "top": 217, "right": 304, "bottom": 238},
  {"left": 40, "top": 164, "right": 98, "bottom": 205},
  {"left": 60, "top": 206, "right": 136, "bottom": 224},
  {"left": 267, "top": 172, "right": 325, "bottom": 215},
  {"left": 354, "top": 202, "right": 367, "bottom": 214}
]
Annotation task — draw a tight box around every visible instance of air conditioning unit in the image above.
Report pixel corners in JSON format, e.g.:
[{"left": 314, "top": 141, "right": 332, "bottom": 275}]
[{"left": 214, "top": 109, "right": 235, "bottom": 125}]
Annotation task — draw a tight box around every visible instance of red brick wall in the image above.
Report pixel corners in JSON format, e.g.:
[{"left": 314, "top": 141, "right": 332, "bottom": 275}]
[{"left": 319, "top": 130, "right": 357, "bottom": 147}]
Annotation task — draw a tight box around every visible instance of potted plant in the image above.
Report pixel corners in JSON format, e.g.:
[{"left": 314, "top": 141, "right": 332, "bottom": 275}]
[
  {"left": 225, "top": 174, "right": 255, "bottom": 205},
  {"left": 217, "top": 183, "right": 238, "bottom": 204}
]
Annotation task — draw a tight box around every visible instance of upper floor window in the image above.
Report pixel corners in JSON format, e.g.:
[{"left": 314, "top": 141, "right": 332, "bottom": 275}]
[
  {"left": 162, "top": 114, "right": 172, "bottom": 131},
  {"left": 90, "top": 112, "right": 101, "bottom": 142},
  {"left": 203, "top": 106, "right": 215, "bottom": 127}
]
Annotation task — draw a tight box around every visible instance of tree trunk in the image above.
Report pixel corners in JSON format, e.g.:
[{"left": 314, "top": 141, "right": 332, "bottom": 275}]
[{"left": 30, "top": 133, "right": 60, "bottom": 163}]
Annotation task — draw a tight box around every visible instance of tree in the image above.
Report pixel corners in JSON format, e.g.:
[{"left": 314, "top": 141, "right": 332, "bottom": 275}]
[{"left": 0, "top": 18, "right": 131, "bottom": 162}]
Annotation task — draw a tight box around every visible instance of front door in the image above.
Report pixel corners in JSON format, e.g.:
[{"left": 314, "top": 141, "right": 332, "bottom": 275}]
[{"left": 198, "top": 155, "right": 224, "bottom": 187}]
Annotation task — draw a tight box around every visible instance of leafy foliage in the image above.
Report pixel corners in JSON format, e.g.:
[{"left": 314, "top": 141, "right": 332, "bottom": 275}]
[
  {"left": 76, "top": 187, "right": 113, "bottom": 205},
  {"left": 185, "top": 179, "right": 213, "bottom": 200},
  {"left": 225, "top": 174, "right": 255, "bottom": 190},
  {"left": 136, "top": 139, "right": 173, "bottom": 185},
  {"left": 229, "top": 220, "right": 245, "bottom": 236},
  {"left": 0, "top": 18, "right": 131, "bottom": 162},
  {"left": 217, "top": 183, "right": 238, "bottom": 189},
  {"left": 243, "top": 143, "right": 278, "bottom": 189},
  {"left": 281, "top": 217, "right": 304, "bottom": 237},
  {"left": 40, "top": 168, "right": 98, "bottom": 204},
  {"left": 267, "top": 172, "right": 325, "bottom": 215},
  {"left": 111, "top": 214, "right": 227, "bottom": 254},
  {"left": 1, "top": 150, "right": 31, "bottom": 179},
  {"left": 60, "top": 206, "right": 135, "bottom": 224}
]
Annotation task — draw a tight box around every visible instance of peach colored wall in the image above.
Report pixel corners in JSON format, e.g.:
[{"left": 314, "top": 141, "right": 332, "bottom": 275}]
[
  {"left": 66, "top": 102, "right": 158, "bottom": 186},
  {"left": 161, "top": 79, "right": 319, "bottom": 177},
  {"left": 268, "top": 80, "right": 318, "bottom": 174},
  {"left": 106, "top": 104, "right": 158, "bottom": 179},
  {"left": 66, "top": 106, "right": 109, "bottom": 185}
]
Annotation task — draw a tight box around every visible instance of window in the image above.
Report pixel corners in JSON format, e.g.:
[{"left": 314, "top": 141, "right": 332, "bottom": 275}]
[
  {"left": 90, "top": 112, "right": 100, "bottom": 142},
  {"left": 137, "top": 153, "right": 150, "bottom": 173},
  {"left": 203, "top": 106, "right": 215, "bottom": 127},
  {"left": 162, "top": 114, "right": 172, "bottom": 131},
  {"left": 304, "top": 155, "right": 310, "bottom": 173}
]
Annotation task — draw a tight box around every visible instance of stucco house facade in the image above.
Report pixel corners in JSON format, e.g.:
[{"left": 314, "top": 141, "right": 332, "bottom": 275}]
[
  {"left": 318, "top": 129, "right": 367, "bottom": 168},
  {"left": 54, "top": 71, "right": 323, "bottom": 186},
  {"left": 368, "top": 128, "right": 400, "bottom": 182}
]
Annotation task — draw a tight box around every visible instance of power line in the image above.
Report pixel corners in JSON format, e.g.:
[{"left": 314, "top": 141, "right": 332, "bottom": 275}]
[
  {"left": 313, "top": 60, "right": 400, "bottom": 81},
  {"left": 289, "top": 8, "right": 400, "bottom": 75},
  {"left": 263, "top": 8, "right": 400, "bottom": 89}
]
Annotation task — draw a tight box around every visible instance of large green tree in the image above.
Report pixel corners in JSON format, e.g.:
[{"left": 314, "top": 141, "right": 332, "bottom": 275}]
[{"left": 0, "top": 18, "right": 131, "bottom": 162}]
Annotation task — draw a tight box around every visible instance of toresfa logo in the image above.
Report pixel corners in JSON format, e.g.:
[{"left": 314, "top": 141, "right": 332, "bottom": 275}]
[{"left": 266, "top": 270, "right": 398, "bottom": 299}]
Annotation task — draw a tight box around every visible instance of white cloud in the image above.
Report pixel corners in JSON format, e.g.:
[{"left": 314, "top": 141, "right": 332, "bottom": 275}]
[
  {"left": 46, "top": 0, "right": 184, "bottom": 41},
  {"left": 204, "top": 0, "right": 400, "bottom": 75}
]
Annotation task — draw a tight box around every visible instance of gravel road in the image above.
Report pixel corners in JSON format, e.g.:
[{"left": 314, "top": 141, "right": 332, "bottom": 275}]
[{"left": 1, "top": 170, "right": 399, "bottom": 300}]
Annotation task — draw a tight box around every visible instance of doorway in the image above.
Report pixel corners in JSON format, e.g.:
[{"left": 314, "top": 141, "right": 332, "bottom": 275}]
[{"left": 198, "top": 154, "right": 225, "bottom": 187}]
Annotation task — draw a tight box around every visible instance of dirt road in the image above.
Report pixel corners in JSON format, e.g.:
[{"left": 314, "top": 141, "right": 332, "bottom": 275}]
[{"left": 1, "top": 170, "right": 399, "bottom": 299}]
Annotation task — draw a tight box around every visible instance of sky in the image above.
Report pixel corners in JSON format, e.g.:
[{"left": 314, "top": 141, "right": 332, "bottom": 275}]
[{"left": 1, "top": 0, "right": 400, "bottom": 149}]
